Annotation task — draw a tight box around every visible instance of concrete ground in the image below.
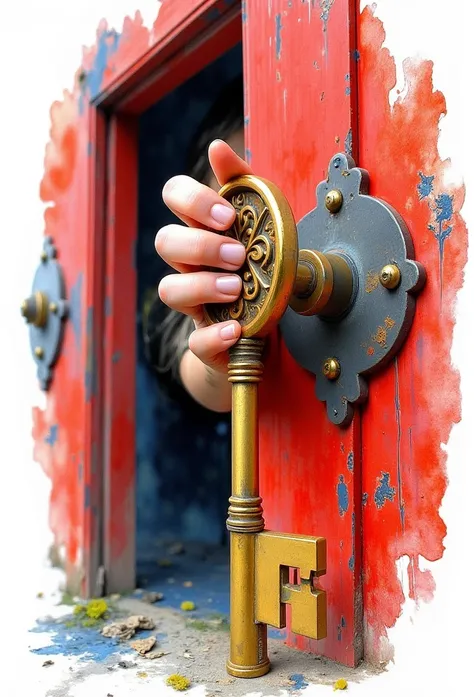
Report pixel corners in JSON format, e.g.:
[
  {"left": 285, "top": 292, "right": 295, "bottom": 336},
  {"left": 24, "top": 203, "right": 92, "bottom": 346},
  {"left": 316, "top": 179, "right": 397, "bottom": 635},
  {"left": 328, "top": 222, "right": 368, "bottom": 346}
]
[{"left": 11, "top": 562, "right": 380, "bottom": 697}]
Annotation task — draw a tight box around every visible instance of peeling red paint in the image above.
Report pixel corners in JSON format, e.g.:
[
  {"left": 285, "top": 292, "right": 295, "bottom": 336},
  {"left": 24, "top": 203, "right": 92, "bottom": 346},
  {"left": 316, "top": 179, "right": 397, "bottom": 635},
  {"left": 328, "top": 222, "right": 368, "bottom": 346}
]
[{"left": 359, "top": 6, "right": 465, "bottom": 663}]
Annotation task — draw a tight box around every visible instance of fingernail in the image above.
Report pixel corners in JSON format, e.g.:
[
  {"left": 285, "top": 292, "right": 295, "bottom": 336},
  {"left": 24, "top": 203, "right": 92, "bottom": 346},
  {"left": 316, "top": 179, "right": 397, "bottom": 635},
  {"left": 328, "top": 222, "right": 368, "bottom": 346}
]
[
  {"left": 220, "top": 323, "right": 237, "bottom": 341},
  {"left": 211, "top": 203, "right": 235, "bottom": 226},
  {"left": 216, "top": 275, "right": 241, "bottom": 295},
  {"left": 220, "top": 243, "right": 246, "bottom": 266}
]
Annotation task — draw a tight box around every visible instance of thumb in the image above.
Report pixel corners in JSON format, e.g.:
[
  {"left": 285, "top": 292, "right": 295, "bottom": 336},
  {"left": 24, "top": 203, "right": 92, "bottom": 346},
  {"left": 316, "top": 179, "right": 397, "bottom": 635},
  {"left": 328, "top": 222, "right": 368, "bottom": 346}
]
[{"left": 208, "top": 139, "right": 253, "bottom": 187}]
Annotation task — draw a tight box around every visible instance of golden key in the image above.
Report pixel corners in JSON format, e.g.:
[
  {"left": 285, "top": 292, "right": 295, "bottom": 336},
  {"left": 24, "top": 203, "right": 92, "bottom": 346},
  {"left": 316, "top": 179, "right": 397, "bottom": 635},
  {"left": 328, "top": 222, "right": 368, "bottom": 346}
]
[{"left": 203, "top": 176, "right": 336, "bottom": 678}]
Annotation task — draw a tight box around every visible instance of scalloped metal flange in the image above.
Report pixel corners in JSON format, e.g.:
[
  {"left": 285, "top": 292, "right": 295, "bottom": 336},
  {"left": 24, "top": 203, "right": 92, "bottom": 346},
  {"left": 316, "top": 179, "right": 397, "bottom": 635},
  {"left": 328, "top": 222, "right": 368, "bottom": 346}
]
[{"left": 280, "top": 153, "right": 426, "bottom": 426}]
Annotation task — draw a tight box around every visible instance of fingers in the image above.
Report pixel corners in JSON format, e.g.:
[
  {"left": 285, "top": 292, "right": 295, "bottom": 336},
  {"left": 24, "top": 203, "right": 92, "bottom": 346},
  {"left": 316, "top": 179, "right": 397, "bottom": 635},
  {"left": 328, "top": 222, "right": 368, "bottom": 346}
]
[
  {"left": 162, "top": 140, "right": 253, "bottom": 229},
  {"left": 188, "top": 321, "right": 242, "bottom": 370},
  {"left": 155, "top": 224, "right": 246, "bottom": 274},
  {"left": 162, "top": 175, "right": 236, "bottom": 230},
  {"left": 158, "top": 271, "right": 242, "bottom": 315},
  {"left": 208, "top": 139, "right": 253, "bottom": 186}
]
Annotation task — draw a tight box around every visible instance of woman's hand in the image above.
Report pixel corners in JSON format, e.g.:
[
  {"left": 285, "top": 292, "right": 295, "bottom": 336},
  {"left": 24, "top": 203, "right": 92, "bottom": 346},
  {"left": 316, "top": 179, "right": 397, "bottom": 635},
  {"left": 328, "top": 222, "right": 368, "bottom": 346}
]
[{"left": 155, "top": 140, "right": 252, "bottom": 411}]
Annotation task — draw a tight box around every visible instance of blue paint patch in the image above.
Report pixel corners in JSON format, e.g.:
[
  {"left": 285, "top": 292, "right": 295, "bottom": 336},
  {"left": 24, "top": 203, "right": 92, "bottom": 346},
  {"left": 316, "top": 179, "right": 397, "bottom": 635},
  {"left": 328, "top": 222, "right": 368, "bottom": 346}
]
[
  {"left": 79, "top": 29, "right": 121, "bottom": 113},
  {"left": 362, "top": 492, "right": 368, "bottom": 506},
  {"left": 242, "top": 0, "right": 247, "bottom": 22},
  {"left": 244, "top": 115, "right": 250, "bottom": 126},
  {"left": 87, "top": 141, "right": 93, "bottom": 157},
  {"left": 245, "top": 148, "right": 252, "bottom": 163},
  {"left": 337, "top": 615, "right": 346, "bottom": 641},
  {"left": 347, "top": 451, "right": 354, "bottom": 471},
  {"left": 30, "top": 620, "right": 130, "bottom": 662},
  {"left": 104, "top": 295, "right": 112, "bottom": 317},
  {"left": 289, "top": 673, "right": 309, "bottom": 691},
  {"left": 417, "top": 172, "right": 434, "bottom": 200},
  {"left": 78, "top": 460, "right": 83, "bottom": 482},
  {"left": 112, "top": 351, "right": 122, "bottom": 364},
  {"left": 353, "top": 49, "right": 361, "bottom": 61},
  {"left": 85, "top": 307, "right": 97, "bottom": 402},
  {"left": 275, "top": 14, "right": 283, "bottom": 60},
  {"left": 345, "top": 86, "right": 351, "bottom": 96},
  {"left": 69, "top": 273, "right": 83, "bottom": 349},
  {"left": 44, "top": 424, "right": 58, "bottom": 446},
  {"left": 374, "top": 472, "right": 396, "bottom": 509},
  {"left": 418, "top": 172, "right": 454, "bottom": 300},
  {"left": 348, "top": 555, "right": 354, "bottom": 570},
  {"left": 84, "top": 484, "right": 91, "bottom": 509},
  {"left": 337, "top": 475, "right": 349, "bottom": 516},
  {"left": 320, "top": 0, "right": 335, "bottom": 27}
]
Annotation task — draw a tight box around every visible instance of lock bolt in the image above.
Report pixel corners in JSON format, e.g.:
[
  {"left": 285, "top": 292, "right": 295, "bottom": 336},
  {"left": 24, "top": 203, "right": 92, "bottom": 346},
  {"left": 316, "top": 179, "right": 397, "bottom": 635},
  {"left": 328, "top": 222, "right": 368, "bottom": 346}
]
[
  {"left": 323, "top": 357, "right": 340, "bottom": 381},
  {"left": 325, "top": 189, "right": 343, "bottom": 214},
  {"left": 34, "top": 346, "right": 44, "bottom": 359},
  {"left": 379, "top": 264, "right": 401, "bottom": 290}
]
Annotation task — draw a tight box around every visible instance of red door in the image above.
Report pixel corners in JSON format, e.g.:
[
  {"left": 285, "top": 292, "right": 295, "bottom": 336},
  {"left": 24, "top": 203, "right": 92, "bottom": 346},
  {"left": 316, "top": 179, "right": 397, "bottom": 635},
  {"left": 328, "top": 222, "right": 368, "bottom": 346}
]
[{"left": 29, "top": 0, "right": 464, "bottom": 670}]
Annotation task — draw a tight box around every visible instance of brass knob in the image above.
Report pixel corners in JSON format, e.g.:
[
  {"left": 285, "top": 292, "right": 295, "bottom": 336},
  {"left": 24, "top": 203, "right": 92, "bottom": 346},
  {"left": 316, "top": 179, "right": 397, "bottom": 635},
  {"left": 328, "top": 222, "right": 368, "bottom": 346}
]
[
  {"left": 203, "top": 175, "right": 298, "bottom": 338},
  {"left": 20, "top": 291, "right": 49, "bottom": 327}
]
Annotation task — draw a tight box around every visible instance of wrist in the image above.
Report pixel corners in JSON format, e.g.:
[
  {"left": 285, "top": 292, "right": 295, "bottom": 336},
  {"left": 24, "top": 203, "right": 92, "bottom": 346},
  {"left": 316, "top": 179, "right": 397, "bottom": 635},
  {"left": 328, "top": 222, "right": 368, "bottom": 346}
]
[{"left": 179, "top": 349, "right": 232, "bottom": 413}]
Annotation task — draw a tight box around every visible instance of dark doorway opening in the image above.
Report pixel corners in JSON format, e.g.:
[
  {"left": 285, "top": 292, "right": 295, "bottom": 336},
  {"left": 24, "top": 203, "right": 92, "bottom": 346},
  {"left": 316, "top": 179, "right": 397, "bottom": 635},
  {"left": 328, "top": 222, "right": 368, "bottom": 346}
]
[{"left": 134, "top": 44, "right": 243, "bottom": 617}]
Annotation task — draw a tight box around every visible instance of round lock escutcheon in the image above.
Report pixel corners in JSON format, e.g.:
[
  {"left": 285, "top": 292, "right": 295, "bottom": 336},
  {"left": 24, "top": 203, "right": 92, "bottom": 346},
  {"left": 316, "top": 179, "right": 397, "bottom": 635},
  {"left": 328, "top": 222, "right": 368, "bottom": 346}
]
[{"left": 21, "top": 236, "right": 68, "bottom": 390}]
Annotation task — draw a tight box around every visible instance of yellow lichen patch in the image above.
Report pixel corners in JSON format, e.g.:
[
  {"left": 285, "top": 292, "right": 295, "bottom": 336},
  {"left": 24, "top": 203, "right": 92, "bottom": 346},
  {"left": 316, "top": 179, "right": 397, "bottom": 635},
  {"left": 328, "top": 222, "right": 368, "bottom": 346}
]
[
  {"left": 333, "top": 678, "right": 348, "bottom": 691},
  {"left": 85, "top": 599, "right": 108, "bottom": 619},
  {"left": 166, "top": 674, "right": 191, "bottom": 691},
  {"left": 73, "top": 598, "right": 108, "bottom": 621},
  {"left": 180, "top": 601, "right": 196, "bottom": 611}
]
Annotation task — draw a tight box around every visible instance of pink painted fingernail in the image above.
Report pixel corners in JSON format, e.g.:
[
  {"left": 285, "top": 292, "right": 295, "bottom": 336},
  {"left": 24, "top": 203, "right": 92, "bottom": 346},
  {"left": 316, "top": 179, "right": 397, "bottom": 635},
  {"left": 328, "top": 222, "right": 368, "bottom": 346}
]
[
  {"left": 216, "top": 275, "right": 241, "bottom": 295},
  {"left": 220, "top": 323, "right": 237, "bottom": 341},
  {"left": 211, "top": 203, "right": 235, "bottom": 226},
  {"left": 220, "top": 243, "right": 246, "bottom": 266}
]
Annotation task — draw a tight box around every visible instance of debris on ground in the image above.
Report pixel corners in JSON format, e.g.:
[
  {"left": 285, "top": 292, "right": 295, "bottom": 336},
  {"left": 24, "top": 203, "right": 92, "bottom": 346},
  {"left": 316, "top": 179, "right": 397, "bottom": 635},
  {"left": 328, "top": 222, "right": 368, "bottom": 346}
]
[
  {"left": 168, "top": 542, "right": 185, "bottom": 555},
  {"left": 166, "top": 674, "right": 191, "bottom": 691},
  {"left": 180, "top": 601, "right": 196, "bottom": 611},
  {"left": 333, "top": 678, "right": 348, "bottom": 690},
  {"left": 141, "top": 591, "right": 164, "bottom": 604},
  {"left": 144, "top": 650, "right": 169, "bottom": 660},
  {"left": 102, "top": 615, "right": 155, "bottom": 641},
  {"left": 137, "top": 671, "right": 148, "bottom": 679},
  {"left": 109, "top": 593, "right": 121, "bottom": 602},
  {"left": 42, "top": 660, "right": 54, "bottom": 667},
  {"left": 130, "top": 636, "right": 156, "bottom": 655},
  {"left": 129, "top": 635, "right": 170, "bottom": 660},
  {"left": 182, "top": 650, "right": 193, "bottom": 659},
  {"left": 37, "top": 591, "right": 44, "bottom": 598}
]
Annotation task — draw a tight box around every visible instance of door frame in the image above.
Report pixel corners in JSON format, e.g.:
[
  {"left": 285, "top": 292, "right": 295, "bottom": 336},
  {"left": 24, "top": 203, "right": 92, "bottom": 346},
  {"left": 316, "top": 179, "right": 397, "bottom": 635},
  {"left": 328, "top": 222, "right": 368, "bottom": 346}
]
[{"left": 86, "top": 0, "right": 242, "bottom": 595}]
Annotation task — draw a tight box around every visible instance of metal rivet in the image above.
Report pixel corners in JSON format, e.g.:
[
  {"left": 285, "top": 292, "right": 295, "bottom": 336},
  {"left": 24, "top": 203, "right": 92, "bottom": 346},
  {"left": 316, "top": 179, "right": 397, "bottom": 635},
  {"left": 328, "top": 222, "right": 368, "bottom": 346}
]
[
  {"left": 325, "top": 189, "right": 343, "bottom": 214},
  {"left": 49, "top": 302, "right": 58, "bottom": 314},
  {"left": 40, "top": 251, "right": 48, "bottom": 262},
  {"left": 34, "top": 346, "right": 44, "bottom": 359},
  {"left": 379, "top": 264, "right": 401, "bottom": 290},
  {"left": 20, "top": 299, "right": 28, "bottom": 317},
  {"left": 323, "top": 357, "right": 341, "bottom": 380}
]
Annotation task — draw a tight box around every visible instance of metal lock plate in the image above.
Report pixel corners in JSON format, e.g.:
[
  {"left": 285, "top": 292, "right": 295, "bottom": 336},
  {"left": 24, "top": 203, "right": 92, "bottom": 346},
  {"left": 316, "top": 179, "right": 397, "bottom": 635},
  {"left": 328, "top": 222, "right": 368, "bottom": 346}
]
[
  {"left": 21, "top": 236, "right": 68, "bottom": 390},
  {"left": 280, "top": 153, "right": 425, "bottom": 426}
]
